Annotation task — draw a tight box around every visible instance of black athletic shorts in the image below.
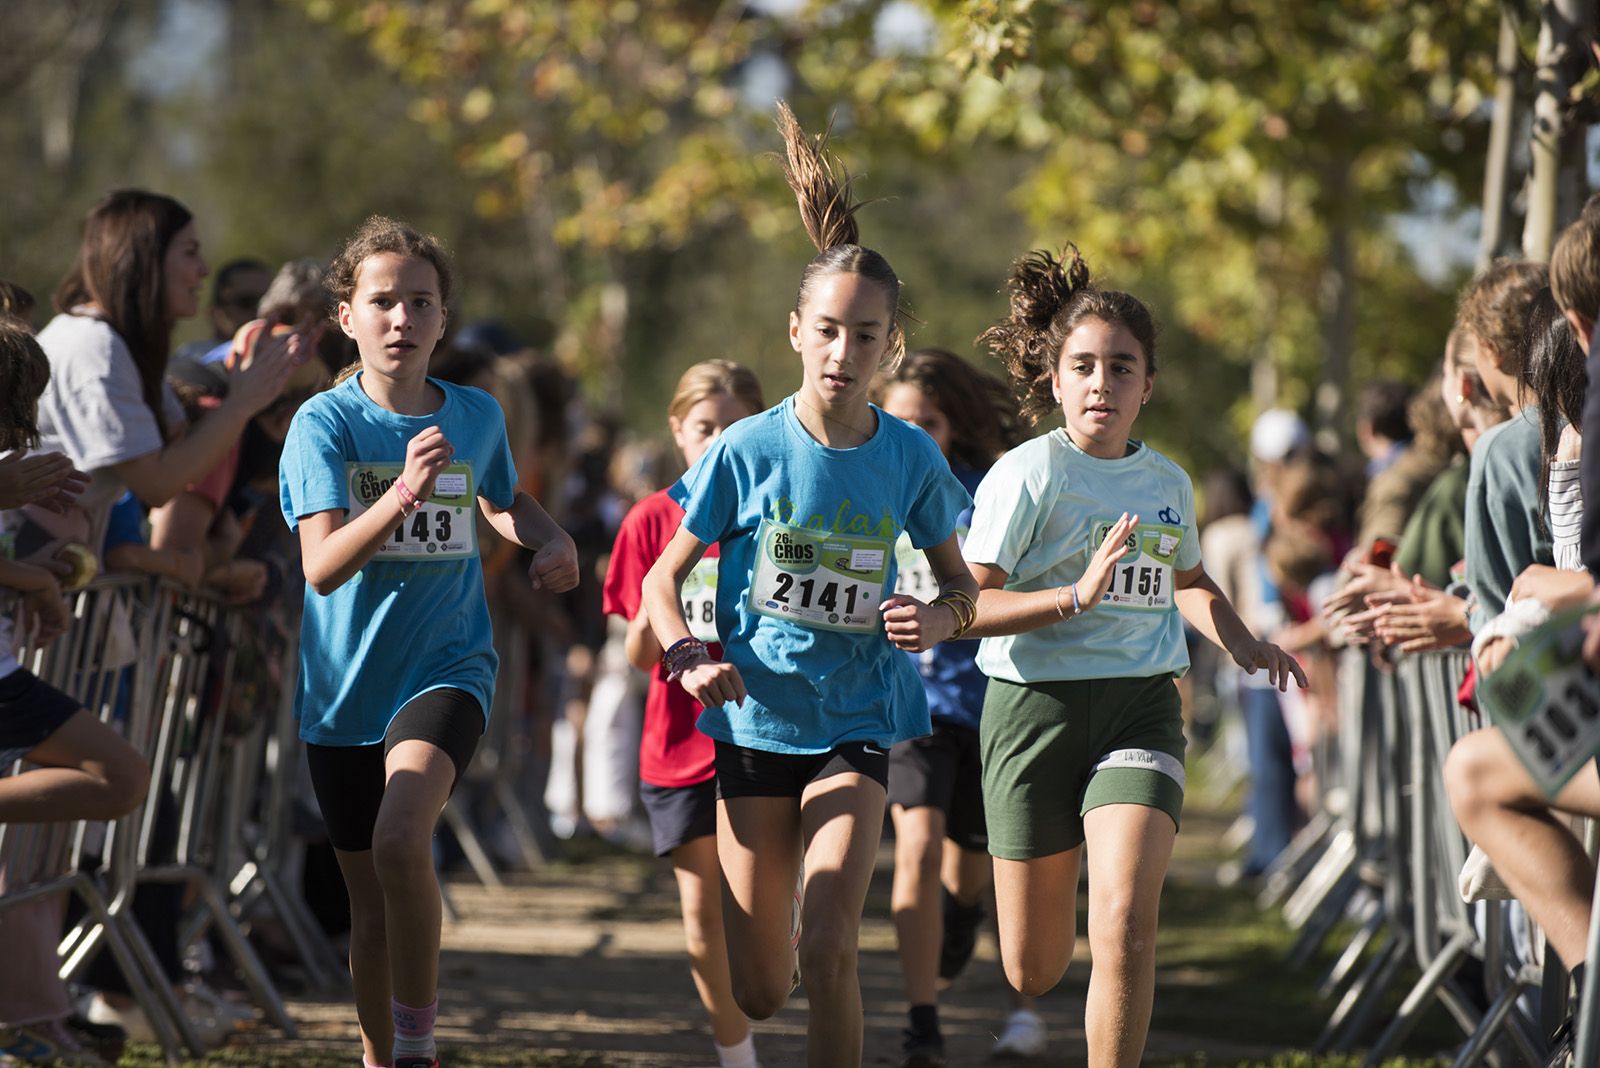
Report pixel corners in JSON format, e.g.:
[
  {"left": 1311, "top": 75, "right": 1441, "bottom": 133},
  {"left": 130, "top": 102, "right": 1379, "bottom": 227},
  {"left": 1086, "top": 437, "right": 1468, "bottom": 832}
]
[
  {"left": 888, "top": 721, "right": 988, "bottom": 852},
  {"left": 0, "top": 669, "right": 82, "bottom": 767},
  {"left": 305, "top": 688, "right": 484, "bottom": 852},
  {"left": 639, "top": 779, "right": 718, "bottom": 857},
  {"left": 714, "top": 739, "right": 890, "bottom": 800}
]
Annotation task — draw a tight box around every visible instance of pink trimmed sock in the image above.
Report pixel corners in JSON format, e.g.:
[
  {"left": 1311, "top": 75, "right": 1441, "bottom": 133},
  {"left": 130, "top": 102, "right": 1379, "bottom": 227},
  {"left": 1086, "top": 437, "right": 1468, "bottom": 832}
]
[{"left": 391, "top": 997, "right": 437, "bottom": 1061}]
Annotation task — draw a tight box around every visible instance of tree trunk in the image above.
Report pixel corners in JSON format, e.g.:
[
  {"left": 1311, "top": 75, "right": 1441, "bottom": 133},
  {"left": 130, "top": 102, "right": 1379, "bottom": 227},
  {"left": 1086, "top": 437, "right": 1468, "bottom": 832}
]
[
  {"left": 1477, "top": 7, "right": 1519, "bottom": 270},
  {"left": 1316, "top": 156, "right": 1355, "bottom": 448},
  {"left": 1523, "top": 0, "right": 1594, "bottom": 260}
]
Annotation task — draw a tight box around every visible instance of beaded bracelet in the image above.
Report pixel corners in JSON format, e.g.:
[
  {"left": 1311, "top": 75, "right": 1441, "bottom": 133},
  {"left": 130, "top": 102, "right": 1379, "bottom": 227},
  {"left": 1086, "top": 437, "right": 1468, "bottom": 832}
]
[{"left": 662, "top": 636, "right": 710, "bottom": 681}]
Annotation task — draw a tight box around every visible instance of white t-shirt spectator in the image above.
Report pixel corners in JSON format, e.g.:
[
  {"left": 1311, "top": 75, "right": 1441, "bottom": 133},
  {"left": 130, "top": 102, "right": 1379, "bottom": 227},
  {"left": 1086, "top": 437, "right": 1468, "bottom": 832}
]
[{"left": 33, "top": 312, "right": 185, "bottom": 555}]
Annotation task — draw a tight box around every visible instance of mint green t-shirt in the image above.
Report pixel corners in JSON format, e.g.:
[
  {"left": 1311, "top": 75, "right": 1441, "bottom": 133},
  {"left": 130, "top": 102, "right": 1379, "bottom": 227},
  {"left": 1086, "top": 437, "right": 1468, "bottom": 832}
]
[{"left": 963, "top": 430, "right": 1201, "bottom": 684}]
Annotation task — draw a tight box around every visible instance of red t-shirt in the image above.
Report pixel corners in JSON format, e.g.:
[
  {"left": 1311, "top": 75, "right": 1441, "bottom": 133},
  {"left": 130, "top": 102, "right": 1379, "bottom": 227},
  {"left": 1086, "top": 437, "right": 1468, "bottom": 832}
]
[{"left": 602, "top": 489, "right": 719, "bottom": 788}]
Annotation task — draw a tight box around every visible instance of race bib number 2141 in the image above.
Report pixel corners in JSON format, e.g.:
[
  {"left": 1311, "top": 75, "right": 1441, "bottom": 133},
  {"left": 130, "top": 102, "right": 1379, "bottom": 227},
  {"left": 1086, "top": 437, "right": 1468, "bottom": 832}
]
[{"left": 748, "top": 519, "right": 890, "bottom": 633}]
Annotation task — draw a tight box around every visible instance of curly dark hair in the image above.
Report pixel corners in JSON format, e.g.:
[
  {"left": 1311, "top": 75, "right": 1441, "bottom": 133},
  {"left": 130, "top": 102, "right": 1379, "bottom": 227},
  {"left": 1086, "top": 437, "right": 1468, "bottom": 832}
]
[
  {"left": 976, "top": 245, "right": 1158, "bottom": 424},
  {"left": 871, "top": 348, "right": 1024, "bottom": 469},
  {"left": 0, "top": 318, "right": 52, "bottom": 452},
  {"left": 776, "top": 101, "right": 905, "bottom": 370}
]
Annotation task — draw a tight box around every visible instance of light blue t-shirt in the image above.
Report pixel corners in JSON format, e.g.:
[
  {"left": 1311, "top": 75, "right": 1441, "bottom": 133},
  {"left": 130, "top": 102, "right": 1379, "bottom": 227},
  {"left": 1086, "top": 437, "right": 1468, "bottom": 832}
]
[
  {"left": 963, "top": 430, "right": 1201, "bottom": 684},
  {"left": 671, "top": 396, "right": 972, "bottom": 754},
  {"left": 279, "top": 374, "right": 517, "bottom": 746}
]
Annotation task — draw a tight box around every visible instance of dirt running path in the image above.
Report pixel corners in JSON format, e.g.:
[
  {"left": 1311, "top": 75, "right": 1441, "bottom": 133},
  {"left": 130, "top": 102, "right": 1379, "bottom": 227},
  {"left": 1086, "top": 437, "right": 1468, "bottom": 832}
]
[{"left": 234, "top": 809, "right": 1287, "bottom": 1067}]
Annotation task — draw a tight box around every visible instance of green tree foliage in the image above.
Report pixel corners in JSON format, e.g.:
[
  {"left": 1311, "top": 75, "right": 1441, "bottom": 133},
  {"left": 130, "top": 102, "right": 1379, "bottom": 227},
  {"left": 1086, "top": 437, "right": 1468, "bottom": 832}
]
[{"left": 791, "top": 0, "right": 1503, "bottom": 456}]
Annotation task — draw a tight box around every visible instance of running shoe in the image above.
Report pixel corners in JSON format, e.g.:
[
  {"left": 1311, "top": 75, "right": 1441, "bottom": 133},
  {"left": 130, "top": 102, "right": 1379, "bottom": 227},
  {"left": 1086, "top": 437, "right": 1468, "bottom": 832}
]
[
  {"left": 937, "top": 888, "right": 985, "bottom": 982},
  {"left": 0, "top": 1020, "right": 110, "bottom": 1066},
  {"left": 992, "top": 1007, "right": 1048, "bottom": 1058},
  {"left": 898, "top": 1028, "right": 946, "bottom": 1068}
]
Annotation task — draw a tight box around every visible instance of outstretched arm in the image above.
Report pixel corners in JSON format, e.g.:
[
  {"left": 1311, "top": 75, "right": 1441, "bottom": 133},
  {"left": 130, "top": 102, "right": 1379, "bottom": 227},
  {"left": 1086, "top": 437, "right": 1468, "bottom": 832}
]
[{"left": 1176, "top": 564, "right": 1306, "bottom": 690}]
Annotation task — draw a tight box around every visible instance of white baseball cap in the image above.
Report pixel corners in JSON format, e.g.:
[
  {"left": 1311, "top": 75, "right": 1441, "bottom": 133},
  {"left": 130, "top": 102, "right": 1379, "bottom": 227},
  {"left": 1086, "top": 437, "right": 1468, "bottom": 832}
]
[{"left": 1250, "top": 408, "right": 1310, "bottom": 463}]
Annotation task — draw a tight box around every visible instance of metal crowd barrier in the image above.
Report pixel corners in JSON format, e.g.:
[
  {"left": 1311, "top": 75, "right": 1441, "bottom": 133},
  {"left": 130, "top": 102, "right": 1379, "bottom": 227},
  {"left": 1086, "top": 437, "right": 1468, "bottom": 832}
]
[
  {"left": 1266, "top": 647, "right": 1584, "bottom": 1067},
  {"left": 1, "top": 575, "right": 348, "bottom": 1061}
]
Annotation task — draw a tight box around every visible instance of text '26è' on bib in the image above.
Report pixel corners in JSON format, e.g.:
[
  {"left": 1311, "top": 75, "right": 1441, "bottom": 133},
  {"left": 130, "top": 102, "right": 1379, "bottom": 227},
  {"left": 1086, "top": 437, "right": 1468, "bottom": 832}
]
[
  {"left": 1091, "top": 519, "right": 1183, "bottom": 611},
  {"left": 748, "top": 518, "right": 891, "bottom": 633},
  {"left": 346, "top": 462, "right": 477, "bottom": 560}
]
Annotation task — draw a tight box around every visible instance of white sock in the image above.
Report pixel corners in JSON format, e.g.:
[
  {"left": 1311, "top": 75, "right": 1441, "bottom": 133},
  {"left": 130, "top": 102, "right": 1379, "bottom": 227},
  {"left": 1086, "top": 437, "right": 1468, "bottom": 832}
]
[{"left": 715, "top": 1032, "right": 759, "bottom": 1068}]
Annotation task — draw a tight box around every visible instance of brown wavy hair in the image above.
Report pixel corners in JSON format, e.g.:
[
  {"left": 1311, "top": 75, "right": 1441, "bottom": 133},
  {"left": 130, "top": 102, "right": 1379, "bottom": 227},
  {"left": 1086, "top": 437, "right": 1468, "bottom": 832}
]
[
  {"left": 327, "top": 216, "right": 454, "bottom": 385},
  {"left": 1552, "top": 192, "right": 1600, "bottom": 322},
  {"left": 1455, "top": 258, "right": 1548, "bottom": 389},
  {"left": 776, "top": 101, "right": 906, "bottom": 369},
  {"left": 977, "top": 244, "right": 1158, "bottom": 425},
  {"left": 0, "top": 318, "right": 52, "bottom": 452},
  {"left": 53, "top": 189, "right": 194, "bottom": 442},
  {"left": 871, "top": 348, "right": 1024, "bottom": 469}
]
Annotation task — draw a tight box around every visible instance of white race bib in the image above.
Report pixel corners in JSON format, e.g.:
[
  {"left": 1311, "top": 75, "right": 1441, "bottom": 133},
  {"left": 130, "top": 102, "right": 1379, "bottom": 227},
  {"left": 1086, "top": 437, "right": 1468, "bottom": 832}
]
[
  {"left": 1479, "top": 606, "right": 1600, "bottom": 797},
  {"left": 748, "top": 519, "right": 890, "bottom": 633},
  {"left": 892, "top": 532, "right": 938, "bottom": 601},
  {"left": 346, "top": 462, "right": 477, "bottom": 560},
  {"left": 682, "top": 556, "right": 720, "bottom": 643},
  {"left": 1090, "top": 520, "right": 1183, "bottom": 612}
]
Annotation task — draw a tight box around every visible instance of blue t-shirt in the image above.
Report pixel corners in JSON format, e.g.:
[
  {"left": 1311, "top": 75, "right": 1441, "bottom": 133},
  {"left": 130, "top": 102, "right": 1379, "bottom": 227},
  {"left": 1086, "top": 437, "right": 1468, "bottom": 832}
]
[
  {"left": 893, "top": 462, "right": 987, "bottom": 731},
  {"left": 671, "top": 396, "right": 971, "bottom": 754},
  {"left": 278, "top": 374, "right": 517, "bottom": 745},
  {"left": 103, "top": 491, "right": 147, "bottom": 552}
]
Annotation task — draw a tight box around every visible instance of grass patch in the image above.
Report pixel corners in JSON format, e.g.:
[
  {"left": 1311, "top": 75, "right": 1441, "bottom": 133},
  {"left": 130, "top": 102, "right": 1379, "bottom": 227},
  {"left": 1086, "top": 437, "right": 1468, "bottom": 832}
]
[{"left": 114, "top": 1047, "right": 611, "bottom": 1067}]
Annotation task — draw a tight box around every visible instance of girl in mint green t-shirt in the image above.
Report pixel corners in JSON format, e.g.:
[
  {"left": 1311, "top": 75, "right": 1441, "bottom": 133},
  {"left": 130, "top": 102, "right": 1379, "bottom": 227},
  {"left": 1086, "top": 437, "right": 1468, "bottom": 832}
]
[{"left": 963, "top": 245, "right": 1305, "bottom": 1068}]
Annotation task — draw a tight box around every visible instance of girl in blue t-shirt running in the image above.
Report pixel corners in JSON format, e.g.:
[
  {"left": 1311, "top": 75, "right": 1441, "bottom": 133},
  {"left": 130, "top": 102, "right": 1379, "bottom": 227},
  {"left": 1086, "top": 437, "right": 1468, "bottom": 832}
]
[
  {"left": 280, "top": 217, "right": 578, "bottom": 1068},
  {"left": 642, "top": 106, "right": 979, "bottom": 1068},
  {"left": 963, "top": 246, "right": 1305, "bottom": 1068}
]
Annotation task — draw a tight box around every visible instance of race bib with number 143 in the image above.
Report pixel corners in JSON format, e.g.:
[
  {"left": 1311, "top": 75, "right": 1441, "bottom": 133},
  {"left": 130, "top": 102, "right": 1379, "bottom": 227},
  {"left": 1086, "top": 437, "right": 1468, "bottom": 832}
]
[{"left": 346, "top": 462, "right": 477, "bottom": 560}]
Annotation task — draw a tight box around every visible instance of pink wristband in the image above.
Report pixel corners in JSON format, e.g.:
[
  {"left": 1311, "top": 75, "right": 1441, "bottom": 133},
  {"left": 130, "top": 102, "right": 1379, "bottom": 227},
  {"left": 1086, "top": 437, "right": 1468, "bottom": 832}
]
[{"left": 394, "top": 476, "right": 419, "bottom": 513}]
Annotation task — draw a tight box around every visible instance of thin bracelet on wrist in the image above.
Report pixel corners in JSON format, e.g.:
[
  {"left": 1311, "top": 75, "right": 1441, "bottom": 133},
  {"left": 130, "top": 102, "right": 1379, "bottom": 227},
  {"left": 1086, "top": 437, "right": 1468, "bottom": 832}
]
[{"left": 1055, "top": 585, "right": 1068, "bottom": 620}]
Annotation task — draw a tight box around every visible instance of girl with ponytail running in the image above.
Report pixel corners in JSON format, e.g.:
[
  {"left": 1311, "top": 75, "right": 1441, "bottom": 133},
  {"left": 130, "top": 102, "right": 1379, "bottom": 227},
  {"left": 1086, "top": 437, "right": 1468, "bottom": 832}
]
[
  {"left": 642, "top": 106, "right": 977, "bottom": 1068},
  {"left": 964, "top": 246, "right": 1304, "bottom": 1067}
]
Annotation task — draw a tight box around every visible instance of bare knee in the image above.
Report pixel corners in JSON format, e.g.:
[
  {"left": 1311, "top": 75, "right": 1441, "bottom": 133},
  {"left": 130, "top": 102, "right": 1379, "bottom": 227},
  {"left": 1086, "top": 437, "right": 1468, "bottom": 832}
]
[
  {"left": 894, "top": 830, "right": 942, "bottom": 891},
  {"left": 1005, "top": 950, "right": 1068, "bottom": 998},
  {"left": 1444, "top": 732, "right": 1513, "bottom": 828},
  {"left": 1089, "top": 891, "right": 1158, "bottom": 967},
  {"left": 731, "top": 968, "right": 791, "bottom": 1020},
  {"left": 370, "top": 818, "right": 433, "bottom": 882},
  {"left": 798, "top": 922, "right": 857, "bottom": 993}
]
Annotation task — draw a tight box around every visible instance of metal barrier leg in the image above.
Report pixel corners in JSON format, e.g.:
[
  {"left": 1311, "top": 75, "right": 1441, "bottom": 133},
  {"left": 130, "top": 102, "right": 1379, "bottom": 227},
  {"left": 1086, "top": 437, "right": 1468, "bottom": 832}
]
[
  {"left": 1570, "top": 872, "right": 1600, "bottom": 1068},
  {"left": 188, "top": 874, "right": 298, "bottom": 1036},
  {"left": 440, "top": 798, "right": 503, "bottom": 890},
  {"left": 491, "top": 775, "right": 553, "bottom": 868},
  {"left": 1314, "top": 928, "right": 1410, "bottom": 1053},
  {"left": 1361, "top": 927, "right": 1477, "bottom": 1065},
  {"left": 1285, "top": 827, "right": 1358, "bottom": 931},
  {"left": 229, "top": 859, "right": 345, "bottom": 992},
  {"left": 1318, "top": 894, "right": 1385, "bottom": 998},
  {"left": 1287, "top": 873, "right": 1362, "bottom": 971}
]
